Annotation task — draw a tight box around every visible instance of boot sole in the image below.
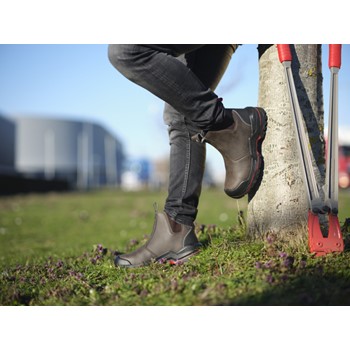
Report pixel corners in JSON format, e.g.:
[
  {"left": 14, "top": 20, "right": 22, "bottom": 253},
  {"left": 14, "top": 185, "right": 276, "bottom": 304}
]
[
  {"left": 114, "top": 244, "right": 201, "bottom": 268},
  {"left": 225, "top": 107, "right": 267, "bottom": 199},
  {"left": 160, "top": 245, "right": 202, "bottom": 265}
]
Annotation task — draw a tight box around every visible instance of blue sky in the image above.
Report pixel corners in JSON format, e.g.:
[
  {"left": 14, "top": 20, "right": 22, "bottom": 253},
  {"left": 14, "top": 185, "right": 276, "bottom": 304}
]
[{"left": 1, "top": 44, "right": 349, "bottom": 180}]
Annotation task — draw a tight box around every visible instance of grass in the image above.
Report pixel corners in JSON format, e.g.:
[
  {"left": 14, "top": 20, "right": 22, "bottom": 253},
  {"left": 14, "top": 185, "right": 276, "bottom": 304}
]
[{"left": 0, "top": 188, "right": 349, "bottom": 306}]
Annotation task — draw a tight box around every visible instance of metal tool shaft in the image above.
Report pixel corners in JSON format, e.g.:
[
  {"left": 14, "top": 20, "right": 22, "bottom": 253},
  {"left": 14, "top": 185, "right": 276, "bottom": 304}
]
[
  {"left": 325, "top": 67, "right": 339, "bottom": 214},
  {"left": 281, "top": 61, "right": 323, "bottom": 212}
]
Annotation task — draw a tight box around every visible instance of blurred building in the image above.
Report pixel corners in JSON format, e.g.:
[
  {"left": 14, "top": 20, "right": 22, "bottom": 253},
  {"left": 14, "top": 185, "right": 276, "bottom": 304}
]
[
  {"left": 121, "top": 158, "right": 152, "bottom": 190},
  {"left": 0, "top": 115, "right": 16, "bottom": 175},
  {"left": 325, "top": 128, "right": 350, "bottom": 189},
  {"left": 0, "top": 114, "right": 124, "bottom": 193}
]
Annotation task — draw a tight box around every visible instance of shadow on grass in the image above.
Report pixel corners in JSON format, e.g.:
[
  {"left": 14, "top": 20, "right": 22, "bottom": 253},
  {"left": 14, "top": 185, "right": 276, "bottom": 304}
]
[
  {"left": 226, "top": 217, "right": 350, "bottom": 306},
  {"left": 229, "top": 234, "right": 350, "bottom": 305},
  {"left": 230, "top": 269, "right": 350, "bottom": 306}
]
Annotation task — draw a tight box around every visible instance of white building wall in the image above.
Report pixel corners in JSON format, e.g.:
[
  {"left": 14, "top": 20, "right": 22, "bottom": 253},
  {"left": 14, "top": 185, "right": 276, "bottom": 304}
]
[{"left": 11, "top": 115, "right": 123, "bottom": 189}]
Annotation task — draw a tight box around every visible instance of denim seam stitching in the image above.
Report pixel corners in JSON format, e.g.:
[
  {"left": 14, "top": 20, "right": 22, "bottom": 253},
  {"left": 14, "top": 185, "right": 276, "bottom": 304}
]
[{"left": 180, "top": 130, "right": 191, "bottom": 200}]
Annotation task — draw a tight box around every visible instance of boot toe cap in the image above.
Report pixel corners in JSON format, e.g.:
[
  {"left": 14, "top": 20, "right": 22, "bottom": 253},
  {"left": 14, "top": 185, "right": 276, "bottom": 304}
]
[{"left": 114, "top": 255, "right": 132, "bottom": 267}]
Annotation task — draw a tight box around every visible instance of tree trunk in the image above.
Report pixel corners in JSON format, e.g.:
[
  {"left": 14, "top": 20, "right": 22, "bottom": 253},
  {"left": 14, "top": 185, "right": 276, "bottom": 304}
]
[{"left": 247, "top": 44, "right": 324, "bottom": 238}]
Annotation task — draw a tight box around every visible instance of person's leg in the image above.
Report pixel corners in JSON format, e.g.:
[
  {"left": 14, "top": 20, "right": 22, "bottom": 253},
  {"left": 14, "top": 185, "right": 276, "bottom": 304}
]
[
  {"left": 108, "top": 44, "right": 233, "bottom": 132},
  {"left": 114, "top": 45, "right": 241, "bottom": 268},
  {"left": 109, "top": 44, "right": 267, "bottom": 267},
  {"left": 109, "top": 44, "right": 267, "bottom": 199},
  {"left": 164, "top": 45, "right": 238, "bottom": 226}
]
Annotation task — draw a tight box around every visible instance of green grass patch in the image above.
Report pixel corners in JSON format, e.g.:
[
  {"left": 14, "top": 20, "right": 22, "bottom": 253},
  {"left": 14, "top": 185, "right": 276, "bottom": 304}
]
[{"left": 0, "top": 188, "right": 349, "bottom": 305}]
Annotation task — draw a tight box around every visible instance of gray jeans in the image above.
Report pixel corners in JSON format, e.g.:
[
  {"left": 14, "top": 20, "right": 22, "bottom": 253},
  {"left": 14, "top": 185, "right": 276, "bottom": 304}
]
[{"left": 108, "top": 44, "right": 237, "bottom": 225}]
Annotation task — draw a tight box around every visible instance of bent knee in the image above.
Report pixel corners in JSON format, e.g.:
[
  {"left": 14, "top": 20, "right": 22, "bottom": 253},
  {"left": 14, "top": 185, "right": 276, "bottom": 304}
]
[{"left": 108, "top": 44, "right": 140, "bottom": 75}]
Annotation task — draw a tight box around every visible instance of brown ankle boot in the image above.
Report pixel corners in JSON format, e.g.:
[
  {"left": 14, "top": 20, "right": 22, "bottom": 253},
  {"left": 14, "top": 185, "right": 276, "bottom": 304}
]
[
  {"left": 192, "top": 107, "right": 267, "bottom": 198},
  {"left": 114, "top": 211, "right": 201, "bottom": 268}
]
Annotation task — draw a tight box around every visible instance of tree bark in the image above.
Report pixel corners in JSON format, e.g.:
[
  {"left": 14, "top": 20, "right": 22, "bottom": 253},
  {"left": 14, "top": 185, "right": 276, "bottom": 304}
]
[{"left": 247, "top": 44, "right": 324, "bottom": 238}]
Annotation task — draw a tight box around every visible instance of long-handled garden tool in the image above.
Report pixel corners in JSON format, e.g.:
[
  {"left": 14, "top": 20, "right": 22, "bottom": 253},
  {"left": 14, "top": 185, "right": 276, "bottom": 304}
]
[{"left": 277, "top": 44, "right": 344, "bottom": 256}]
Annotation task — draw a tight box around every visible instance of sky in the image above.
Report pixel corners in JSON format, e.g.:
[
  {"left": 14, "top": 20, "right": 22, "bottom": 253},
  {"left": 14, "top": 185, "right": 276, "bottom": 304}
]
[{"left": 1, "top": 44, "right": 350, "bottom": 181}]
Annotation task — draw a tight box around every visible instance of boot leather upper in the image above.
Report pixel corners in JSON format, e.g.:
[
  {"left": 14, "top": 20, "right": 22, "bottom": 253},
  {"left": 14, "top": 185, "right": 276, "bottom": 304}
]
[
  {"left": 115, "top": 212, "right": 199, "bottom": 267},
  {"left": 205, "top": 109, "right": 253, "bottom": 192}
]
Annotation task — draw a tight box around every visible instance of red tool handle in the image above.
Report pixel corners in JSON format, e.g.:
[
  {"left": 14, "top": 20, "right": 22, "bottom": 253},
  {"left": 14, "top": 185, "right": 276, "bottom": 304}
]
[
  {"left": 329, "top": 44, "right": 342, "bottom": 69},
  {"left": 277, "top": 44, "right": 292, "bottom": 63}
]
